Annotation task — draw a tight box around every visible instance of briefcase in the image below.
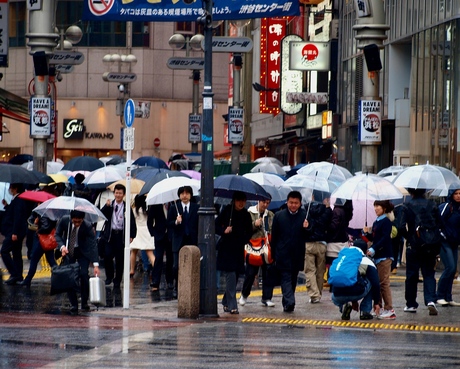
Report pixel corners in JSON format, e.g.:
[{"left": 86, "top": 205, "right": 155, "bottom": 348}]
[
  {"left": 50, "top": 260, "right": 80, "bottom": 296},
  {"left": 89, "top": 276, "right": 106, "bottom": 309}
]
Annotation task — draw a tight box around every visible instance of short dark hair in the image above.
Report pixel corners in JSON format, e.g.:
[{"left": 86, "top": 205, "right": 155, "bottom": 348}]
[
  {"left": 74, "top": 173, "right": 85, "bottom": 184},
  {"left": 10, "top": 183, "right": 24, "bottom": 193},
  {"left": 177, "top": 185, "right": 193, "bottom": 197},
  {"left": 114, "top": 183, "right": 126, "bottom": 194},
  {"left": 232, "top": 191, "right": 247, "bottom": 201},
  {"left": 70, "top": 210, "right": 85, "bottom": 219},
  {"left": 287, "top": 190, "right": 302, "bottom": 202}
]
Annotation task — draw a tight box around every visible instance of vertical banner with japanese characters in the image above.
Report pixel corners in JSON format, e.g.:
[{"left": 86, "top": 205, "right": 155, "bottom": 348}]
[
  {"left": 228, "top": 107, "right": 244, "bottom": 143},
  {"left": 0, "top": 0, "right": 8, "bottom": 67},
  {"left": 259, "top": 18, "right": 286, "bottom": 113},
  {"left": 358, "top": 99, "right": 382, "bottom": 143}
]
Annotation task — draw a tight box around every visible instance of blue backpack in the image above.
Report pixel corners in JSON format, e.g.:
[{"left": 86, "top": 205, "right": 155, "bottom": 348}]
[{"left": 328, "top": 247, "right": 363, "bottom": 287}]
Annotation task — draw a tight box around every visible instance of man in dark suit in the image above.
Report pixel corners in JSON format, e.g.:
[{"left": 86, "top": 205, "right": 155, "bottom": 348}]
[
  {"left": 167, "top": 185, "right": 199, "bottom": 295},
  {"left": 55, "top": 210, "right": 100, "bottom": 315},
  {"left": 1, "top": 183, "right": 28, "bottom": 285},
  {"left": 147, "top": 204, "right": 173, "bottom": 291},
  {"left": 100, "top": 184, "right": 137, "bottom": 289}
]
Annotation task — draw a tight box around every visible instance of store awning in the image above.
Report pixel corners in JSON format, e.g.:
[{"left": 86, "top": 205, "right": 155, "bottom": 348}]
[{"left": 0, "top": 87, "right": 29, "bottom": 124}]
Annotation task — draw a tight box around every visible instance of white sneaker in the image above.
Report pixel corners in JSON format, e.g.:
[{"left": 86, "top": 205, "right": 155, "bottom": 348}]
[
  {"left": 261, "top": 299, "right": 275, "bottom": 307},
  {"left": 238, "top": 296, "right": 247, "bottom": 306},
  {"left": 378, "top": 309, "right": 396, "bottom": 319},
  {"left": 448, "top": 301, "right": 460, "bottom": 306},
  {"left": 403, "top": 306, "right": 417, "bottom": 313},
  {"left": 437, "top": 299, "right": 449, "bottom": 306},
  {"left": 427, "top": 302, "right": 438, "bottom": 316}
]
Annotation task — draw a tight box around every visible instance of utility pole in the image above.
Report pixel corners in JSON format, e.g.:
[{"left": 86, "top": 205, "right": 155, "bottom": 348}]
[
  {"left": 27, "top": 1, "right": 58, "bottom": 174},
  {"left": 230, "top": 54, "right": 243, "bottom": 174},
  {"left": 353, "top": 0, "right": 389, "bottom": 173},
  {"left": 197, "top": 0, "right": 217, "bottom": 317}
]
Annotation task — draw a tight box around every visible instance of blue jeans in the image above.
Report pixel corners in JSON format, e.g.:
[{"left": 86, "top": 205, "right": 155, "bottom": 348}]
[
  {"left": 437, "top": 241, "right": 459, "bottom": 301},
  {"left": 331, "top": 278, "right": 372, "bottom": 313},
  {"left": 25, "top": 233, "right": 57, "bottom": 282},
  {"left": 405, "top": 245, "right": 437, "bottom": 308}
]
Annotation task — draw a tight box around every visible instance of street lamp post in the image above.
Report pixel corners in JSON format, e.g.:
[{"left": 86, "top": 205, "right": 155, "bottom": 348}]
[
  {"left": 168, "top": 33, "right": 204, "bottom": 153},
  {"left": 197, "top": 0, "right": 217, "bottom": 317}
]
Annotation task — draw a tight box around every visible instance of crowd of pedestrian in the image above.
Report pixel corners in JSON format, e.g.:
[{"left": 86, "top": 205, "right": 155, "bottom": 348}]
[{"left": 1, "top": 171, "right": 459, "bottom": 320}]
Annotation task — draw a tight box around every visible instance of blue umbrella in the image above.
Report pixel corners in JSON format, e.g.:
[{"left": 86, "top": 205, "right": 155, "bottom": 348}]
[
  {"left": 286, "top": 163, "right": 307, "bottom": 178},
  {"left": 62, "top": 156, "right": 104, "bottom": 172},
  {"left": 214, "top": 175, "right": 271, "bottom": 201},
  {"left": 8, "top": 154, "right": 33, "bottom": 165},
  {"left": 133, "top": 156, "right": 168, "bottom": 169},
  {"left": 132, "top": 167, "right": 169, "bottom": 182}
]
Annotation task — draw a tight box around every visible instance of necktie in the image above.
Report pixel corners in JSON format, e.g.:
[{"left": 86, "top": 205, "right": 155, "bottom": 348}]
[
  {"left": 184, "top": 206, "right": 189, "bottom": 236},
  {"left": 69, "top": 226, "right": 77, "bottom": 258},
  {"left": 115, "top": 205, "right": 119, "bottom": 213}
]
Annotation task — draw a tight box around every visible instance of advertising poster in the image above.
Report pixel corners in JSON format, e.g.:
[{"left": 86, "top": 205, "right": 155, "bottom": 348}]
[
  {"left": 358, "top": 99, "right": 381, "bottom": 143},
  {"left": 188, "top": 114, "right": 202, "bottom": 143},
  {"left": 30, "top": 97, "right": 51, "bottom": 137},
  {"left": 228, "top": 107, "right": 244, "bottom": 143}
]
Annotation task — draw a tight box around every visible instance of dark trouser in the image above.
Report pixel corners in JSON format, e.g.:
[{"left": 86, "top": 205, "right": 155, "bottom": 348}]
[
  {"left": 437, "top": 241, "right": 459, "bottom": 302},
  {"left": 278, "top": 268, "right": 298, "bottom": 308},
  {"left": 105, "top": 232, "right": 124, "bottom": 285},
  {"left": 151, "top": 237, "right": 173, "bottom": 287},
  {"left": 241, "top": 263, "right": 273, "bottom": 301},
  {"left": 391, "top": 236, "right": 403, "bottom": 270},
  {"left": 405, "top": 245, "right": 437, "bottom": 308},
  {"left": 68, "top": 248, "right": 90, "bottom": 309},
  {"left": 221, "top": 271, "right": 239, "bottom": 311},
  {"left": 25, "top": 233, "right": 57, "bottom": 282},
  {"left": 1, "top": 236, "right": 25, "bottom": 279}
]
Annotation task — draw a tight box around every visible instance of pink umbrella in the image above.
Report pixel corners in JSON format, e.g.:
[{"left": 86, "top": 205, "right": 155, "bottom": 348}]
[{"left": 180, "top": 170, "right": 201, "bottom": 180}]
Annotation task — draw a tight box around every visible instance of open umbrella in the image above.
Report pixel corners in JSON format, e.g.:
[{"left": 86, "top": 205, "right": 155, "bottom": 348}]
[
  {"left": 377, "top": 165, "right": 405, "bottom": 178},
  {"left": 180, "top": 170, "right": 201, "bottom": 180},
  {"left": 214, "top": 174, "right": 270, "bottom": 201},
  {"left": 297, "top": 161, "right": 352, "bottom": 185},
  {"left": 0, "top": 182, "right": 12, "bottom": 211},
  {"left": 132, "top": 156, "right": 168, "bottom": 169},
  {"left": 8, "top": 154, "right": 33, "bottom": 165},
  {"left": 107, "top": 178, "right": 146, "bottom": 195},
  {"left": 392, "top": 164, "right": 460, "bottom": 196},
  {"left": 83, "top": 166, "right": 124, "bottom": 189},
  {"left": 146, "top": 177, "right": 200, "bottom": 205},
  {"left": 33, "top": 196, "right": 107, "bottom": 223},
  {"left": 285, "top": 174, "right": 338, "bottom": 194},
  {"left": 48, "top": 173, "right": 70, "bottom": 184},
  {"left": 133, "top": 167, "right": 170, "bottom": 182},
  {"left": 19, "top": 190, "right": 56, "bottom": 203},
  {"left": 139, "top": 170, "right": 191, "bottom": 196},
  {"left": 261, "top": 184, "right": 293, "bottom": 210},
  {"left": 250, "top": 162, "right": 286, "bottom": 175},
  {"left": 243, "top": 172, "right": 286, "bottom": 187},
  {"left": 254, "top": 157, "right": 284, "bottom": 167},
  {"left": 0, "top": 163, "right": 50, "bottom": 184},
  {"left": 22, "top": 161, "right": 64, "bottom": 174},
  {"left": 62, "top": 156, "right": 104, "bottom": 172}
]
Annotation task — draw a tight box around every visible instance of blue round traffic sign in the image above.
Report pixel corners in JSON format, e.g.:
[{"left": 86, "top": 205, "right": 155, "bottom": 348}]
[{"left": 124, "top": 98, "right": 135, "bottom": 127}]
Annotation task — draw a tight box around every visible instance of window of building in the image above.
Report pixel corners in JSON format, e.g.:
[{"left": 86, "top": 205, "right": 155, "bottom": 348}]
[
  {"left": 8, "top": 1, "right": 26, "bottom": 47},
  {"left": 132, "top": 22, "right": 150, "bottom": 47}
]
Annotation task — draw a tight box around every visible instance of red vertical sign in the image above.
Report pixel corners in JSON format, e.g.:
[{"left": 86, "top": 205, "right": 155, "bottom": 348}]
[{"left": 260, "top": 18, "right": 286, "bottom": 114}]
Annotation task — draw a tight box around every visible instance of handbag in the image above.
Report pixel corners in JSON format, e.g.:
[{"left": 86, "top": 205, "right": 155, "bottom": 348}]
[
  {"left": 244, "top": 236, "right": 273, "bottom": 266},
  {"left": 38, "top": 229, "right": 58, "bottom": 252},
  {"left": 50, "top": 258, "right": 80, "bottom": 296}
]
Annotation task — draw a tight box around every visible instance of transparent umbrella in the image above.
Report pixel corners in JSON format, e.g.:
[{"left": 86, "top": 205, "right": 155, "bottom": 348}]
[{"left": 297, "top": 161, "right": 352, "bottom": 185}]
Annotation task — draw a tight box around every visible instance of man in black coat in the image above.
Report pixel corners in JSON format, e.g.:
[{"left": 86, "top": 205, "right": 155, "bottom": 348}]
[
  {"left": 147, "top": 204, "right": 173, "bottom": 291},
  {"left": 55, "top": 210, "right": 100, "bottom": 315},
  {"left": 167, "top": 186, "right": 199, "bottom": 295},
  {"left": 271, "top": 190, "right": 308, "bottom": 313},
  {"left": 1, "top": 183, "right": 28, "bottom": 285},
  {"left": 100, "top": 184, "right": 137, "bottom": 289}
]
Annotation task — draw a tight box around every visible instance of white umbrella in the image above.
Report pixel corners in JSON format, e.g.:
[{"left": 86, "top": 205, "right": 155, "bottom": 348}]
[
  {"left": 262, "top": 184, "right": 293, "bottom": 207},
  {"left": 332, "top": 174, "right": 404, "bottom": 201},
  {"left": 243, "top": 172, "right": 285, "bottom": 187},
  {"left": 22, "top": 161, "right": 64, "bottom": 174},
  {"left": 0, "top": 182, "right": 13, "bottom": 211},
  {"left": 377, "top": 165, "right": 405, "bottom": 178},
  {"left": 255, "top": 157, "right": 284, "bottom": 167},
  {"left": 33, "top": 196, "right": 107, "bottom": 223},
  {"left": 146, "top": 177, "right": 200, "bottom": 206},
  {"left": 285, "top": 174, "right": 338, "bottom": 194},
  {"left": 297, "top": 161, "right": 352, "bottom": 185},
  {"left": 250, "top": 162, "right": 286, "bottom": 175},
  {"left": 83, "top": 166, "right": 124, "bottom": 189},
  {"left": 392, "top": 164, "right": 460, "bottom": 196}
]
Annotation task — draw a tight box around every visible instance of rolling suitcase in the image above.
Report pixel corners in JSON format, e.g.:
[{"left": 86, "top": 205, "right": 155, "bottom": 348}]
[{"left": 89, "top": 276, "right": 106, "bottom": 309}]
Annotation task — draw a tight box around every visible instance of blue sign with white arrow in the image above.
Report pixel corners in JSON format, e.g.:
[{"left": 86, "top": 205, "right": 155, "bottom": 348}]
[{"left": 124, "top": 98, "right": 135, "bottom": 128}]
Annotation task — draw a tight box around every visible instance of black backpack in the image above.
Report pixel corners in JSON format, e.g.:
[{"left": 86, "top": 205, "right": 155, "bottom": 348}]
[{"left": 407, "top": 203, "right": 442, "bottom": 251}]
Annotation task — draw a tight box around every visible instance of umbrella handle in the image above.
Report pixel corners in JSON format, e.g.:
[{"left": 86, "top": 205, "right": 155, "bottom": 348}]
[{"left": 306, "top": 171, "right": 318, "bottom": 220}]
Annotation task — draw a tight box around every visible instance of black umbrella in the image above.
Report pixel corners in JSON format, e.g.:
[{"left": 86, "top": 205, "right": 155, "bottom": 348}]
[
  {"left": 8, "top": 154, "right": 33, "bottom": 165},
  {"left": 62, "top": 156, "right": 104, "bottom": 172},
  {"left": 0, "top": 164, "right": 50, "bottom": 184},
  {"left": 138, "top": 170, "right": 191, "bottom": 196},
  {"left": 132, "top": 156, "right": 168, "bottom": 169},
  {"left": 214, "top": 174, "right": 271, "bottom": 201}
]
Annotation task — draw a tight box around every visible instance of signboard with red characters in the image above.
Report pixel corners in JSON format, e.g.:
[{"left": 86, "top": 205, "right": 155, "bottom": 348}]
[
  {"left": 289, "top": 41, "right": 331, "bottom": 71},
  {"left": 259, "top": 17, "right": 287, "bottom": 114}
]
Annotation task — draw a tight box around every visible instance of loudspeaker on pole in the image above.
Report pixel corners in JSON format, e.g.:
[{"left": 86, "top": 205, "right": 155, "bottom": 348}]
[
  {"left": 32, "top": 51, "right": 49, "bottom": 76},
  {"left": 363, "top": 44, "right": 382, "bottom": 72}
]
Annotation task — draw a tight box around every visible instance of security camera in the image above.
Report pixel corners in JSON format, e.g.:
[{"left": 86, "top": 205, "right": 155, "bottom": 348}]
[
  {"left": 118, "top": 84, "right": 125, "bottom": 92},
  {"left": 56, "top": 73, "right": 63, "bottom": 82},
  {"left": 197, "top": 12, "right": 212, "bottom": 27}
]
